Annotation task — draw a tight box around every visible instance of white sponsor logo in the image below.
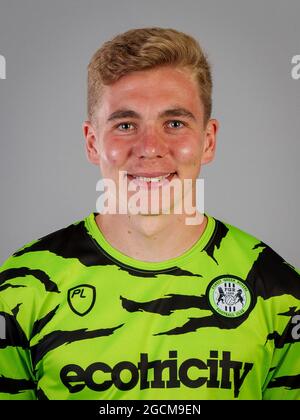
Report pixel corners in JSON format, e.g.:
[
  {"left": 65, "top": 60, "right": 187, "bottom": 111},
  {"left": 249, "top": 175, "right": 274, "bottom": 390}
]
[
  {"left": 0, "top": 54, "right": 6, "bottom": 79},
  {"left": 291, "top": 314, "right": 300, "bottom": 340},
  {"left": 291, "top": 55, "right": 300, "bottom": 80},
  {"left": 0, "top": 315, "right": 6, "bottom": 339}
]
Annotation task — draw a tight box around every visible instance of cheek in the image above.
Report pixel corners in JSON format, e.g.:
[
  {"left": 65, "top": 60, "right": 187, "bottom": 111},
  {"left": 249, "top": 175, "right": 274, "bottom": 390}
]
[
  {"left": 171, "top": 138, "right": 203, "bottom": 165},
  {"left": 101, "top": 139, "right": 131, "bottom": 167}
]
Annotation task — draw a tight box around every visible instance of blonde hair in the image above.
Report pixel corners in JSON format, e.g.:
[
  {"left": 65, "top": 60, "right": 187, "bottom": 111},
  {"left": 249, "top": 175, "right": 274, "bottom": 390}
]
[{"left": 87, "top": 27, "right": 212, "bottom": 123}]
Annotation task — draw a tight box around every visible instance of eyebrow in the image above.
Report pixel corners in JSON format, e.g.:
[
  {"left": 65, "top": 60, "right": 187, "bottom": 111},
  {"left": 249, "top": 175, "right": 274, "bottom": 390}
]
[
  {"left": 159, "top": 108, "right": 196, "bottom": 121},
  {"left": 107, "top": 107, "right": 196, "bottom": 122},
  {"left": 107, "top": 110, "right": 140, "bottom": 121}
]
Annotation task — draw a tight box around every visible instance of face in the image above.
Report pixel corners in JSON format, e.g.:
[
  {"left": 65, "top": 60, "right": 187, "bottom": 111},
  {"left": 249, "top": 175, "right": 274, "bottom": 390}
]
[{"left": 84, "top": 66, "right": 218, "bottom": 216}]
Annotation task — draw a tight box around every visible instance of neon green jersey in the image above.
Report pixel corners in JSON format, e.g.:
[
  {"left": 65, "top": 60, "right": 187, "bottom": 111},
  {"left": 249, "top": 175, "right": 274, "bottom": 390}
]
[{"left": 0, "top": 213, "right": 299, "bottom": 400}]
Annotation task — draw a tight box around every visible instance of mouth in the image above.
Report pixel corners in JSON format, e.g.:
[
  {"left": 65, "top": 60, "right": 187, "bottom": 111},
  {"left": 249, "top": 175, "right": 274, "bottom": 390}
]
[{"left": 126, "top": 172, "right": 177, "bottom": 188}]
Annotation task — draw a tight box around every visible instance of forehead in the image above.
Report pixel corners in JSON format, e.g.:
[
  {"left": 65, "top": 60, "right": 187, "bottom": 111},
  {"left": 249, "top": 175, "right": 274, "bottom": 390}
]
[{"left": 97, "top": 66, "right": 203, "bottom": 117}]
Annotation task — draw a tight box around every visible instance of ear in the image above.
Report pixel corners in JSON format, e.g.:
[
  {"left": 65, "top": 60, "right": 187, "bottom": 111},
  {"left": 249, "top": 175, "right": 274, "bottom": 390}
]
[
  {"left": 82, "top": 120, "right": 100, "bottom": 165},
  {"left": 201, "top": 119, "right": 219, "bottom": 165}
]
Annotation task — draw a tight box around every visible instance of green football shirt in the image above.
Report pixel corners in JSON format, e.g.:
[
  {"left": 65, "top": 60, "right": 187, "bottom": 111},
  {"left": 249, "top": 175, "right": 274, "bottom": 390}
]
[{"left": 0, "top": 213, "right": 299, "bottom": 400}]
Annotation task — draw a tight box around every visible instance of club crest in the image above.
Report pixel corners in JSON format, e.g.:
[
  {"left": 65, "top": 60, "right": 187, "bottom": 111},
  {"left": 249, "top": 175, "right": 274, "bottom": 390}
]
[{"left": 207, "top": 275, "right": 252, "bottom": 318}]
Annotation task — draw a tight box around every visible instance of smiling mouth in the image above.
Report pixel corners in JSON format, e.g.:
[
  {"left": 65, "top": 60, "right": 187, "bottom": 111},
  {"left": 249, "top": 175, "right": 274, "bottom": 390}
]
[{"left": 126, "top": 172, "right": 177, "bottom": 188}]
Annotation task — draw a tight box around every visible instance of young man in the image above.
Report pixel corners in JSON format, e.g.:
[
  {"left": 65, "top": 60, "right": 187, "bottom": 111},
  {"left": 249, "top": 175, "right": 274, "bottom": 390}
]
[{"left": 0, "top": 27, "right": 299, "bottom": 400}]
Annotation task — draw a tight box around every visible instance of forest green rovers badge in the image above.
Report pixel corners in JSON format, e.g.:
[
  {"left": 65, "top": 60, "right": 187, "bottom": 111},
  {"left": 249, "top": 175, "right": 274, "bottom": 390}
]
[{"left": 207, "top": 275, "right": 252, "bottom": 318}]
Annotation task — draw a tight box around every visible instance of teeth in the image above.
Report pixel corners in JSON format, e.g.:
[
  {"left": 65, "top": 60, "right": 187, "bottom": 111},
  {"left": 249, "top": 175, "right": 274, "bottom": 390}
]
[{"left": 134, "top": 173, "right": 171, "bottom": 182}]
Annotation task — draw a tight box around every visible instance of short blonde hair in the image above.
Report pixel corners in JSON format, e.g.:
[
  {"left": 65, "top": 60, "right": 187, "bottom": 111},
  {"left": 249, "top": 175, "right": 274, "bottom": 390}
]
[{"left": 87, "top": 27, "right": 212, "bottom": 123}]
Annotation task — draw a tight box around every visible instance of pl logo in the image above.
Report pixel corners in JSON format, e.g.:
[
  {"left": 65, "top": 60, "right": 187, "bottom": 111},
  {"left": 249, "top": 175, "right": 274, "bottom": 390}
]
[
  {"left": 0, "top": 54, "right": 6, "bottom": 80},
  {"left": 67, "top": 285, "right": 96, "bottom": 316}
]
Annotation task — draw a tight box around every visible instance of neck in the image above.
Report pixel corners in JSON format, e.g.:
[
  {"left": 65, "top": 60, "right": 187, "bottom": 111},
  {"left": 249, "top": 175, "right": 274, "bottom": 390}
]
[{"left": 95, "top": 211, "right": 207, "bottom": 262}]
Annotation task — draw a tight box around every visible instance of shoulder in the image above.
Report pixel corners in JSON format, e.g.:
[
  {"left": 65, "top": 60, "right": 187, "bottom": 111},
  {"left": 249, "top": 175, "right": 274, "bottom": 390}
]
[
  {"left": 0, "top": 215, "right": 93, "bottom": 296},
  {"left": 210, "top": 215, "right": 296, "bottom": 261},
  {"left": 210, "top": 215, "right": 300, "bottom": 300},
  {"left": 204, "top": 215, "right": 267, "bottom": 265},
  {"left": 210, "top": 216, "right": 265, "bottom": 247},
  {"left": 0, "top": 214, "right": 94, "bottom": 269},
  {"left": 0, "top": 215, "right": 94, "bottom": 333},
  {"left": 10, "top": 218, "right": 88, "bottom": 260}
]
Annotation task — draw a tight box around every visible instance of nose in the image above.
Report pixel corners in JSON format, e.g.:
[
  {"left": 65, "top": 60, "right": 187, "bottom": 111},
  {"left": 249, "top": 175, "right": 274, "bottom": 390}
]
[{"left": 133, "top": 127, "right": 168, "bottom": 159}]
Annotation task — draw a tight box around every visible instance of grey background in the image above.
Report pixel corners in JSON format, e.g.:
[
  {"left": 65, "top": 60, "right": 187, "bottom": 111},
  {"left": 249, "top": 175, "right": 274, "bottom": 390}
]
[{"left": 0, "top": 0, "right": 299, "bottom": 266}]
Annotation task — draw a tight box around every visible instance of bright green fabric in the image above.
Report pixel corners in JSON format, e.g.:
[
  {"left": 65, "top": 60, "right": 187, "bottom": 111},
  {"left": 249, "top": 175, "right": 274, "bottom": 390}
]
[{"left": 0, "top": 213, "right": 299, "bottom": 400}]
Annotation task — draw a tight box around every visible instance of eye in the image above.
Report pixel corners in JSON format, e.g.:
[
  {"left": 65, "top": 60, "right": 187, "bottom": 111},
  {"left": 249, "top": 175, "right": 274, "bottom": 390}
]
[
  {"left": 166, "top": 120, "right": 185, "bottom": 129},
  {"left": 116, "top": 122, "right": 135, "bottom": 131}
]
